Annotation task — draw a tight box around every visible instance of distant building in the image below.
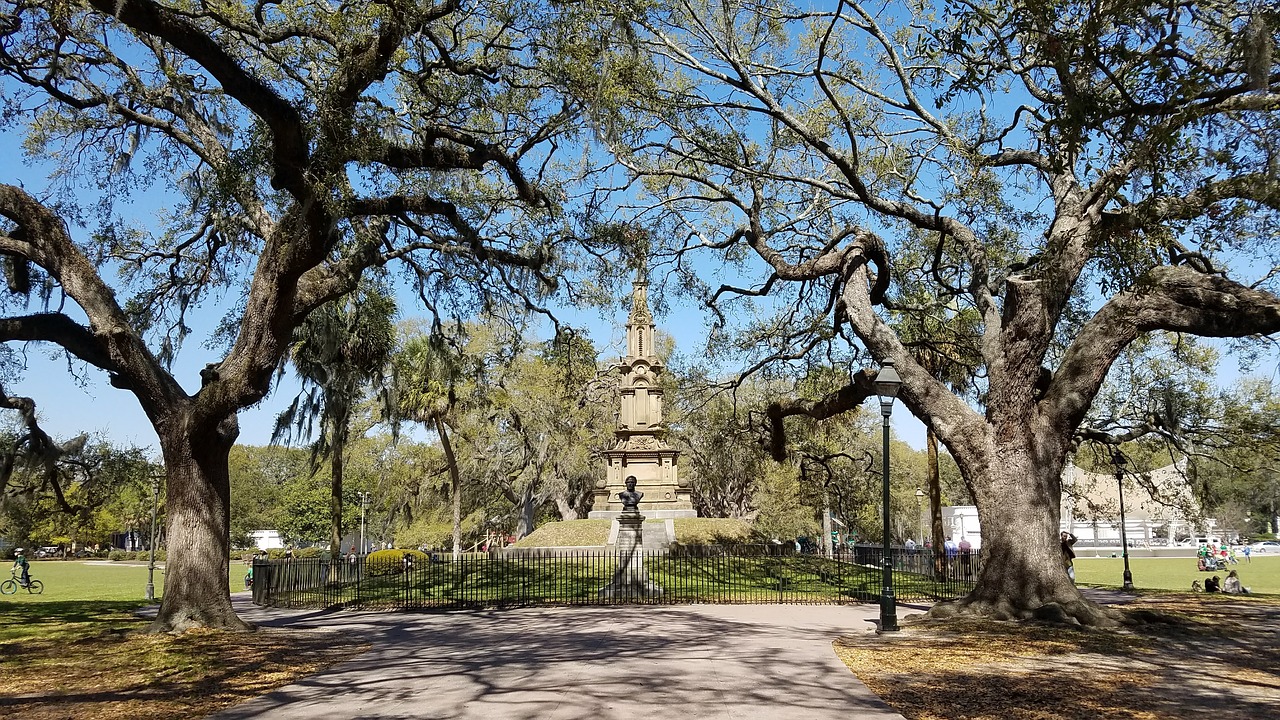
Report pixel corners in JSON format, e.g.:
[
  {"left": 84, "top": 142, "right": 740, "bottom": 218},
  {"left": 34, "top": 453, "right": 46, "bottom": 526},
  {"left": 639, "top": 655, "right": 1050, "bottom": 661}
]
[
  {"left": 1061, "top": 460, "right": 1218, "bottom": 545},
  {"left": 941, "top": 506, "right": 982, "bottom": 549},
  {"left": 941, "top": 460, "right": 1219, "bottom": 548},
  {"left": 248, "top": 530, "right": 285, "bottom": 550}
]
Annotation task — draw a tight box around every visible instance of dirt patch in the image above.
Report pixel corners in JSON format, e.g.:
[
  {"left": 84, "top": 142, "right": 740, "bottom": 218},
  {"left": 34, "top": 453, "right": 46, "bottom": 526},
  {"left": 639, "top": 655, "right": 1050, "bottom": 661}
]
[{"left": 834, "top": 593, "right": 1280, "bottom": 719}]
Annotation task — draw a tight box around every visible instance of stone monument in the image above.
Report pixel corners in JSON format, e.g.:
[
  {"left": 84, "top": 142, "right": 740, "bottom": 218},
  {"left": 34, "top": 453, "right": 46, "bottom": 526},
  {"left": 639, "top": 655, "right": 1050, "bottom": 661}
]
[
  {"left": 598, "top": 476, "right": 663, "bottom": 599},
  {"left": 588, "top": 270, "right": 695, "bottom": 520}
]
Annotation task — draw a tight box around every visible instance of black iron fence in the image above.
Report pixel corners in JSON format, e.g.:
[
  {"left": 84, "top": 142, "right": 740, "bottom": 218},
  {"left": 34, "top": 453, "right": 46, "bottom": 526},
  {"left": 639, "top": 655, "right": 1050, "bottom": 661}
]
[{"left": 252, "top": 544, "right": 978, "bottom": 611}]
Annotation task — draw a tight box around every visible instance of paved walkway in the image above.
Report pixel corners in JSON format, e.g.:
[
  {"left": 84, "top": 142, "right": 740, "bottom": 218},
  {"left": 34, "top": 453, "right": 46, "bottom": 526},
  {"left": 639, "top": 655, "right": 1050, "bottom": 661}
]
[{"left": 209, "top": 594, "right": 912, "bottom": 719}]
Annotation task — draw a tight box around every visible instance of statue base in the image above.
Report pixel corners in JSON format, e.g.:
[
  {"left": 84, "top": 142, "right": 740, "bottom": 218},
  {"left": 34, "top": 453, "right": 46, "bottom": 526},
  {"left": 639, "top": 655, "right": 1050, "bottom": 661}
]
[{"left": 598, "top": 511, "right": 663, "bottom": 599}]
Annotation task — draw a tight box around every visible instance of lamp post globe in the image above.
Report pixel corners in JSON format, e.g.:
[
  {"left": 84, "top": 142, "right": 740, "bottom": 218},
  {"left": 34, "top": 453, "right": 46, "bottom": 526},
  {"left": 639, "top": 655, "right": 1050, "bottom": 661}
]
[
  {"left": 914, "top": 488, "right": 926, "bottom": 545},
  {"left": 873, "top": 359, "right": 903, "bottom": 632}
]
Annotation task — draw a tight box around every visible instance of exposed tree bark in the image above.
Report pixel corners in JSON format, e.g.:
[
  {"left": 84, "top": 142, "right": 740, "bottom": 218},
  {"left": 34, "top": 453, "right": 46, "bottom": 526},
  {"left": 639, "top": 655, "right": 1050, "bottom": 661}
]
[
  {"left": 329, "top": 405, "right": 348, "bottom": 562},
  {"left": 596, "top": 1, "right": 1280, "bottom": 624},
  {"left": 553, "top": 495, "right": 580, "bottom": 521},
  {"left": 1, "top": 0, "right": 578, "bottom": 630},
  {"left": 927, "top": 429, "right": 945, "bottom": 581},
  {"left": 152, "top": 413, "right": 249, "bottom": 632},
  {"left": 437, "top": 417, "right": 462, "bottom": 562}
]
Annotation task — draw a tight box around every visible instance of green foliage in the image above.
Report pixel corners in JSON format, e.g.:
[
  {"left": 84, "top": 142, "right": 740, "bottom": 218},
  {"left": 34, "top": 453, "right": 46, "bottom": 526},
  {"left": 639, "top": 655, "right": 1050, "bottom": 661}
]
[
  {"left": 749, "top": 461, "right": 819, "bottom": 542},
  {"left": 512, "top": 519, "right": 611, "bottom": 548},
  {"left": 0, "top": 433, "right": 158, "bottom": 550},
  {"left": 672, "top": 518, "right": 754, "bottom": 545},
  {"left": 366, "top": 548, "right": 429, "bottom": 575},
  {"left": 228, "top": 444, "right": 310, "bottom": 541}
]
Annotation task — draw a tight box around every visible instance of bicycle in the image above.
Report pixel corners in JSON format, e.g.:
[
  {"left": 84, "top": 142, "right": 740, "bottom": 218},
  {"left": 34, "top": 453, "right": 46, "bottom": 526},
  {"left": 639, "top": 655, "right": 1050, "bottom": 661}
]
[{"left": 1, "top": 570, "right": 43, "bottom": 595}]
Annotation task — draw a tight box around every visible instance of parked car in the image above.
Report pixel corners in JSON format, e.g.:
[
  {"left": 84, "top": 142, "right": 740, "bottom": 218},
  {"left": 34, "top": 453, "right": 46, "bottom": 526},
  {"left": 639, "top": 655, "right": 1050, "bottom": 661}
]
[
  {"left": 1248, "top": 541, "right": 1280, "bottom": 553},
  {"left": 35, "top": 546, "right": 60, "bottom": 558}
]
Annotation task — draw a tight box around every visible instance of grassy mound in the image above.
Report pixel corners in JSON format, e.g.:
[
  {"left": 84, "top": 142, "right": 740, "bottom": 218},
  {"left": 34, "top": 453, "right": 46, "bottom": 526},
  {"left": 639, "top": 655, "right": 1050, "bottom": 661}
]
[
  {"left": 513, "top": 519, "right": 612, "bottom": 548},
  {"left": 673, "top": 517, "right": 754, "bottom": 545}
]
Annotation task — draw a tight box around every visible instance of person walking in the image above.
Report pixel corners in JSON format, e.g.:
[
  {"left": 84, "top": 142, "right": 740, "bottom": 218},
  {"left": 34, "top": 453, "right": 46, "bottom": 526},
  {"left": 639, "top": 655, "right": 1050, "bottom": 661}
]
[
  {"left": 943, "top": 537, "right": 958, "bottom": 578},
  {"left": 11, "top": 548, "right": 30, "bottom": 587},
  {"left": 1243, "top": 545, "right": 1252, "bottom": 563},
  {"left": 1060, "top": 531, "right": 1078, "bottom": 585},
  {"left": 958, "top": 538, "right": 973, "bottom": 578}
]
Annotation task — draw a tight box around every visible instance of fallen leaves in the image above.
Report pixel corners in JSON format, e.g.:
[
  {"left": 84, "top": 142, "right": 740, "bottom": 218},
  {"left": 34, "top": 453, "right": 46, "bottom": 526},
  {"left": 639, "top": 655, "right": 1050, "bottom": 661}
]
[
  {"left": 834, "top": 594, "right": 1280, "bottom": 720},
  {"left": 0, "top": 624, "right": 367, "bottom": 720}
]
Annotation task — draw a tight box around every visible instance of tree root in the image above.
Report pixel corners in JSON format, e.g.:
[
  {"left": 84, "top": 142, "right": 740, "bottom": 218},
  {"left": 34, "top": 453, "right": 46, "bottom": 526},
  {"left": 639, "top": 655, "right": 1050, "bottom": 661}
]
[
  {"left": 149, "top": 607, "right": 255, "bottom": 634},
  {"left": 925, "top": 596, "right": 1125, "bottom": 628}
]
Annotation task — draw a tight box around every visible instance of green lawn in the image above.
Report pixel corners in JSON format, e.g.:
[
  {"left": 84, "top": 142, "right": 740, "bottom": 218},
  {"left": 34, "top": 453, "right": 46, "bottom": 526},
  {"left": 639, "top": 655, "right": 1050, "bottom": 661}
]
[
  {"left": 1074, "top": 554, "right": 1280, "bottom": 594},
  {"left": 1, "top": 560, "right": 249, "bottom": 602}
]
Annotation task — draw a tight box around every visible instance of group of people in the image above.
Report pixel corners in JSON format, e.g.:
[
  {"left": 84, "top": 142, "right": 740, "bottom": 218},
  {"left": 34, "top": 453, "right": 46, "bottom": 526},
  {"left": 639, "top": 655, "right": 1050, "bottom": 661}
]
[
  {"left": 1196, "top": 542, "right": 1241, "bottom": 571},
  {"left": 1194, "top": 569, "right": 1249, "bottom": 594}
]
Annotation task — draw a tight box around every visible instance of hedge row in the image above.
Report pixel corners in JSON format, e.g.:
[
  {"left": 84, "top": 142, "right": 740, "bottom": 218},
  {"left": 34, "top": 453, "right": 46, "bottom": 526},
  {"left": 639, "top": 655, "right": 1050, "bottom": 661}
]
[{"left": 107, "top": 549, "right": 167, "bottom": 562}]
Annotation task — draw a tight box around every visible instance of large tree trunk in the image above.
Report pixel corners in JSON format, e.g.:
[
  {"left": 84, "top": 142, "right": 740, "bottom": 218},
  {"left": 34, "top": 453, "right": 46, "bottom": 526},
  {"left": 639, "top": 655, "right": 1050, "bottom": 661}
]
[
  {"left": 931, "top": 439, "right": 1120, "bottom": 627},
  {"left": 553, "top": 495, "right": 580, "bottom": 521},
  {"left": 151, "top": 414, "right": 250, "bottom": 632},
  {"left": 516, "top": 484, "right": 538, "bottom": 539}
]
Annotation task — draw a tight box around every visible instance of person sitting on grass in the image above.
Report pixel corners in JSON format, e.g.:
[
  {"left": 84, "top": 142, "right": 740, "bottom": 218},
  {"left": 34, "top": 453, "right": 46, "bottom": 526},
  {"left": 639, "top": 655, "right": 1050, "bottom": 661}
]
[
  {"left": 1223, "top": 570, "right": 1249, "bottom": 595},
  {"left": 1204, "top": 575, "right": 1221, "bottom": 593},
  {"left": 1191, "top": 579, "right": 1202, "bottom": 592},
  {"left": 11, "top": 548, "right": 30, "bottom": 586}
]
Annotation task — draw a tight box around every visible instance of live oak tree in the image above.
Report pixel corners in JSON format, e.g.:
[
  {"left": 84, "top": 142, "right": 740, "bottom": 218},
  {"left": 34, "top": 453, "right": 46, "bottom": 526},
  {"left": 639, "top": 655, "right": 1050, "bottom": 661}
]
[
  {"left": 591, "top": 0, "right": 1280, "bottom": 623},
  {"left": 0, "top": 0, "right": 603, "bottom": 630}
]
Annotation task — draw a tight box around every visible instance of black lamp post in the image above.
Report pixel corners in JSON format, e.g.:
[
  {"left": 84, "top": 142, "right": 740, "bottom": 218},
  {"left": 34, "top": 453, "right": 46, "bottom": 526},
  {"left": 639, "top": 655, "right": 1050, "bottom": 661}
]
[
  {"left": 874, "top": 358, "right": 903, "bottom": 632},
  {"left": 146, "top": 471, "right": 162, "bottom": 601},
  {"left": 1113, "top": 450, "right": 1134, "bottom": 591}
]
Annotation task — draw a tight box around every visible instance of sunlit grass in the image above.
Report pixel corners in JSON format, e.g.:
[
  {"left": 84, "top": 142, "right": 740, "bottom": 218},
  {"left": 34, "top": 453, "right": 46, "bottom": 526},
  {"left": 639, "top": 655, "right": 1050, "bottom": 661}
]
[
  {"left": 1074, "top": 554, "right": 1280, "bottom": 594},
  {"left": 1, "top": 560, "right": 250, "bottom": 603}
]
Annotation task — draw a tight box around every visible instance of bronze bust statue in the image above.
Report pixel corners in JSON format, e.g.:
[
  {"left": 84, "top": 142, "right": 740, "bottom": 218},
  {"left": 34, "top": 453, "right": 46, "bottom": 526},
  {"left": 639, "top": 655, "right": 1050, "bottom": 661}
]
[{"left": 619, "top": 475, "right": 643, "bottom": 511}]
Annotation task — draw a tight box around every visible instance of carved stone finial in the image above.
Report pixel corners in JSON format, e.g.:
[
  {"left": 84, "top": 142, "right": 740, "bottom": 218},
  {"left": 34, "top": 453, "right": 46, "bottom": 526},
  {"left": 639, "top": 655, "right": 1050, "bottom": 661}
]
[{"left": 629, "top": 274, "right": 651, "bottom": 323}]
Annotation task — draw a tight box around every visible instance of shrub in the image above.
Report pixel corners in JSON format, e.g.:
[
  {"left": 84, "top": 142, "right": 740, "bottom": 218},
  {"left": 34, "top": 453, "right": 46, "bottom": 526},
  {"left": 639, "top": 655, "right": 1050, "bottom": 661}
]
[
  {"left": 108, "top": 550, "right": 128, "bottom": 561},
  {"left": 366, "top": 549, "right": 429, "bottom": 575},
  {"left": 296, "top": 547, "right": 325, "bottom": 559}
]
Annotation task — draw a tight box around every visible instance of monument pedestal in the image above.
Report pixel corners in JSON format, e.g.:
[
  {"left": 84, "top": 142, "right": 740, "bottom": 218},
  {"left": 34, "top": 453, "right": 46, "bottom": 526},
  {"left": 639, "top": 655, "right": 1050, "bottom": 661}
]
[{"left": 599, "top": 511, "right": 663, "bottom": 599}]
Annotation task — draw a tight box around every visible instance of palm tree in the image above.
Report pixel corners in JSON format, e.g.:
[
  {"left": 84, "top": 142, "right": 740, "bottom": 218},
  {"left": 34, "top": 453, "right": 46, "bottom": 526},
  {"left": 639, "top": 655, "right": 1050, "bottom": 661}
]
[
  {"left": 273, "top": 282, "right": 396, "bottom": 560},
  {"left": 386, "top": 324, "right": 483, "bottom": 561}
]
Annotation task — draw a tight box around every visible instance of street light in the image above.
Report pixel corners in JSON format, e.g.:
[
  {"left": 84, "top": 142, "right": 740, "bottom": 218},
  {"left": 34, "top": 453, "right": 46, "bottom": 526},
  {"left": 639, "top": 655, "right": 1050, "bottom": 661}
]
[
  {"left": 874, "top": 358, "right": 903, "bottom": 632},
  {"left": 357, "top": 491, "right": 369, "bottom": 555},
  {"left": 915, "top": 488, "right": 926, "bottom": 545},
  {"left": 146, "top": 471, "right": 162, "bottom": 601},
  {"left": 1113, "top": 450, "right": 1134, "bottom": 591}
]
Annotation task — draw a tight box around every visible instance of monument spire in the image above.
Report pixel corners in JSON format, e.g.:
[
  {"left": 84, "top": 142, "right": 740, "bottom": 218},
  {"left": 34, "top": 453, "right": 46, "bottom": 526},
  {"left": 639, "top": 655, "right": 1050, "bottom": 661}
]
[
  {"left": 589, "top": 259, "right": 695, "bottom": 523},
  {"left": 626, "top": 265, "right": 655, "bottom": 360}
]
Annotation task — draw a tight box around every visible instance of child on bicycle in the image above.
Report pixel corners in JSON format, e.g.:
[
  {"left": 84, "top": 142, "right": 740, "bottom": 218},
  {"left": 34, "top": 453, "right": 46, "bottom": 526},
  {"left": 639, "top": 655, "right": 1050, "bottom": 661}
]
[{"left": 11, "top": 548, "right": 30, "bottom": 587}]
